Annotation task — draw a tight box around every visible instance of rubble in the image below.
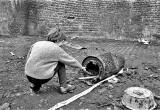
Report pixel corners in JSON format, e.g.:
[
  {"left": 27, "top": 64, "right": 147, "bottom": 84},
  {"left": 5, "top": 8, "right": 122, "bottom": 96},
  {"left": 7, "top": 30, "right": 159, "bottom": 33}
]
[
  {"left": 9, "top": 52, "right": 15, "bottom": 56},
  {"left": 0, "top": 103, "right": 10, "bottom": 110},
  {"left": 108, "top": 76, "right": 119, "bottom": 84}
]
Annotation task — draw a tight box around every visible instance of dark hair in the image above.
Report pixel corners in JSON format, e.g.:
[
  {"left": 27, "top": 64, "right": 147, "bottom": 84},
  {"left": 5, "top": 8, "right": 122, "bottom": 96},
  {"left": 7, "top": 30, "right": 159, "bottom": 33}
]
[
  {"left": 47, "top": 33, "right": 59, "bottom": 43},
  {"left": 47, "top": 28, "right": 67, "bottom": 43},
  {"left": 47, "top": 30, "right": 59, "bottom": 43}
]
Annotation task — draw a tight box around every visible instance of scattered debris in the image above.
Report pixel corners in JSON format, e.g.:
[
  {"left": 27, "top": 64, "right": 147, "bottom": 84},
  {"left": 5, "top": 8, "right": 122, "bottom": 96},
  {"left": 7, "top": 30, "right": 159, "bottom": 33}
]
[
  {"left": 15, "top": 92, "right": 22, "bottom": 96},
  {"left": 106, "top": 107, "right": 112, "bottom": 110},
  {"left": 142, "top": 63, "right": 160, "bottom": 73},
  {"left": 80, "top": 80, "right": 93, "bottom": 86},
  {"left": 108, "top": 94, "right": 113, "bottom": 98},
  {"left": 108, "top": 76, "right": 119, "bottom": 84},
  {"left": 138, "top": 38, "right": 150, "bottom": 45},
  {"left": 2, "top": 91, "right": 11, "bottom": 98},
  {"left": 79, "top": 97, "right": 85, "bottom": 100},
  {"left": 0, "top": 40, "right": 4, "bottom": 42},
  {"left": 78, "top": 76, "right": 99, "bottom": 80},
  {"left": 79, "top": 109, "right": 90, "bottom": 110},
  {"left": 0, "top": 103, "right": 10, "bottom": 110},
  {"left": 148, "top": 74, "right": 159, "bottom": 78},
  {"left": 10, "top": 52, "right": 15, "bottom": 56},
  {"left": 142, "top": 39, "right": 150, "bottom": 45},
  {"left": 48, "top": 75, "right": 117, "bottom": 110},
  {"left": 123, "top": 68, "right": 137, "bottom": 76},
  {"left": 70, "top": 36, "right": 79, "bottom": 39},
  {"left": 98, "top": 88, "right": 107, "bottom": 94},
  {"left": 108, "top": 84, "right": 114, "bottom": 90},
  {"left": 63, "top": 41, "right": 87, "bottom": 50},
  {"left": 79, "top": 102, "right": 83, "bottom": 106},
  {"left": 118, "top": 68, "right": 124, "bottom": 74},
  {"left": 113, "top": 104, "right": 119, "bottom": 110},
  {"left": 6, "top": 61, "right": 10, "bottom": 63},
  {"left": 97, "top": 103, "right": 112, "bottom": 108}
]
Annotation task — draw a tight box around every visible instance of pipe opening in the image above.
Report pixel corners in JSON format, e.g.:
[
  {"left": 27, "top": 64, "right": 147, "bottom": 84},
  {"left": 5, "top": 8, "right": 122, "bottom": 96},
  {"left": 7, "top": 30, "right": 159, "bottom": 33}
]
[{"left": 86, "top": 61, "right": 99, "bottom": 76}]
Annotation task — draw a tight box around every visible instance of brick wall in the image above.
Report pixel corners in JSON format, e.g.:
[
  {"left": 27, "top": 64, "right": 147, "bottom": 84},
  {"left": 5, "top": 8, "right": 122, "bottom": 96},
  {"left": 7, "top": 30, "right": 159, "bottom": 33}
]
[
  {"left": 1, "top": 0, "right": 160, "bottom": 40},
  {"left": 30, "top": 0, "right": 132, "bottom": 38}
]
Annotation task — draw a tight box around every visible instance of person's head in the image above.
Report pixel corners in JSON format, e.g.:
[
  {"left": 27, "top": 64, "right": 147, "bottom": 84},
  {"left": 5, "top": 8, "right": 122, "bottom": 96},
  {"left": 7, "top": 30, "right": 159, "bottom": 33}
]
[{"left": 47, "top": 28, "right": 67, "bottom": 43}]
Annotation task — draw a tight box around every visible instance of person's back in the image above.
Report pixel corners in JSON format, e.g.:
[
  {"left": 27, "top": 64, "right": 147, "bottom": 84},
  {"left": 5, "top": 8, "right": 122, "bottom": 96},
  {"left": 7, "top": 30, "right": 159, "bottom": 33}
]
[{"left": 25, "top": 41, "right": 60, "bottom": 79}]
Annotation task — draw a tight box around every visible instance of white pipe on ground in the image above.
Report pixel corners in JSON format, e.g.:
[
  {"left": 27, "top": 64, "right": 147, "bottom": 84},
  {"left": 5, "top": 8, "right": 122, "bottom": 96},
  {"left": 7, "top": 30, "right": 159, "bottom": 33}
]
[{"left": 48, "top": 75, "right": 117, "bottom": 110}]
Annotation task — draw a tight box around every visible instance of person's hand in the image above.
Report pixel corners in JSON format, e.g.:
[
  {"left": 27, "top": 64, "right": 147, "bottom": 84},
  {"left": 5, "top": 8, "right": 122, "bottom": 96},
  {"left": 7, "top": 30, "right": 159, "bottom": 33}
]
[
  {"left": 81, "top": 67, "right": 92, "bottom": 75},
  {"left": 81, "top": 66, "right": 86, "bottom": 71}
]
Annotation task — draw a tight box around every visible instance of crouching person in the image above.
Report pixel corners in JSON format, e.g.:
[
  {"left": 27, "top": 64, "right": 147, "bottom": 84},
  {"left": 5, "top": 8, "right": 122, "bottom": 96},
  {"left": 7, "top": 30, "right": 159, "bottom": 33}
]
[{"left": 25, "top": 28, "right": 88, "bottom": 94}]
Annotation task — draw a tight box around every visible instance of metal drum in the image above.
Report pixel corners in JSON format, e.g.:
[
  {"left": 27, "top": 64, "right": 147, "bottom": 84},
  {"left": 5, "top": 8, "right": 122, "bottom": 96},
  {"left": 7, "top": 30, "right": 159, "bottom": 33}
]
[{"left": 82, "top": 52, "right": 125, "bottom": 80}]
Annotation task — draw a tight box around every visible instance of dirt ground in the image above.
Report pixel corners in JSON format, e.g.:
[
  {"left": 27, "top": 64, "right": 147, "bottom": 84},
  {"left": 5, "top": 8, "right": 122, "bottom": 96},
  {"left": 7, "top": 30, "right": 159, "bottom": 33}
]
[{"left": 1, "top": 35, "right": 160, "bottom": 110}]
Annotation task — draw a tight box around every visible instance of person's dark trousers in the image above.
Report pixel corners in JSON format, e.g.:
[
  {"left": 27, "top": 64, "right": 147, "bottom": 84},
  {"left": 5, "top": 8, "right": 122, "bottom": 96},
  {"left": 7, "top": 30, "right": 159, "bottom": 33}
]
[
  {"left": 54, "top": 61, "right": 67, "bottom": 87},
  {"left": 26, "top": 61, "right": 67, "bottom": 92},
  {"left": 26, "top": 75, "right": 52, "bottom": 92}
]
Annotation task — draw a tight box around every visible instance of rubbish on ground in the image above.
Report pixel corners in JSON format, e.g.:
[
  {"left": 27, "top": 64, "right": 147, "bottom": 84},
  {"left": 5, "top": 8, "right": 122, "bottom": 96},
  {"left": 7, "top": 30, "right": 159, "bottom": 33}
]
[
  {"left": 142, "top": 63, "right": 160, "bottom": 73},
  {"left": 70, "top": 36, "right": 79, "bottom": 39},
  {"left": 15, "top": 93, "right": 22, "bottom": 96},
  {"left": 141, "top": 39, "right": 150, "bottom": 45},
  {"left": 78, "top": 102, "right": 83, "bottom": 106},
  {"left": 123, "top": 68, "right": 137, "bottom": 76},
  {"left": 78, "top": 76, "right": 99, "bottom": 80},
  {"left": 148, "top": 74, "right": 159, "bottom": 78},
  {"left": 98, "top": 88, "right": 107, "bottom": 94},
  {"left": 113, "top": 104, "right": 119, "bottom": 110},
  {"left": 96, "top": 103, "right": 112, "bottom": 108},
  {"left": 108, "top": 84, "right": 114, "bottom": 89},
  {"left": 80, "top": 80, "right": 93, "bottom": 86},
  {"left": 63, "top": 41, "right": 87, "bottom": 50},
  {"left": 108, "top": 76, "right": 119, "bottom": 84},
  {"left": 138, "top": 38, "right": 150, "bottom": 45},
  {"left": 79, "top": 97, "right": 85, "bottom": 100},
  {"left": 10, "top": 52, "right": 15, "bottom": 56},
  {"left": 106, "top": 107, "right": 112, "bottom": 110},
  {"left": 6, "top": 61, "right": 10, "bottom": 63},
  {"left": 122, "top": 87, "right": 157, "bottom": 110},
  {"left": 118, "top": 68, "right": 124, "bottom": 74},
  {"left": 48, "top": 75, "right": 117, "bottom": 110},
  {"left": 108, "top": 94, "right": 113, "bottom": 98},
  {"left": 0, "top": 103, "right": 10, "bottom": 110},
  {"left": 79, "top": 109, "right": 90, "bottom": 110}
]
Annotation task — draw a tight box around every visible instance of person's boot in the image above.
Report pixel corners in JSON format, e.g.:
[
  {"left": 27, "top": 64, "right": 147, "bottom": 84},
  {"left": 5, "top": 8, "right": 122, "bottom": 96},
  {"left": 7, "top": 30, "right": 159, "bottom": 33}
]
[
  {"left": 60, "top": 84, "right": 76, "bottom": 94},
  {"left": 30, "top": 84, "right": 41, "bottom": 94}
]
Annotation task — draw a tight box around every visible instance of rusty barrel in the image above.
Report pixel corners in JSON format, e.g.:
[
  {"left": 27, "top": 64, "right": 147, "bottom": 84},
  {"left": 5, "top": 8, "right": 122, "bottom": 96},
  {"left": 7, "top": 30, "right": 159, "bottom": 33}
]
[{"left": 82, "top": 52, "right": 125, "bottom": 80}]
